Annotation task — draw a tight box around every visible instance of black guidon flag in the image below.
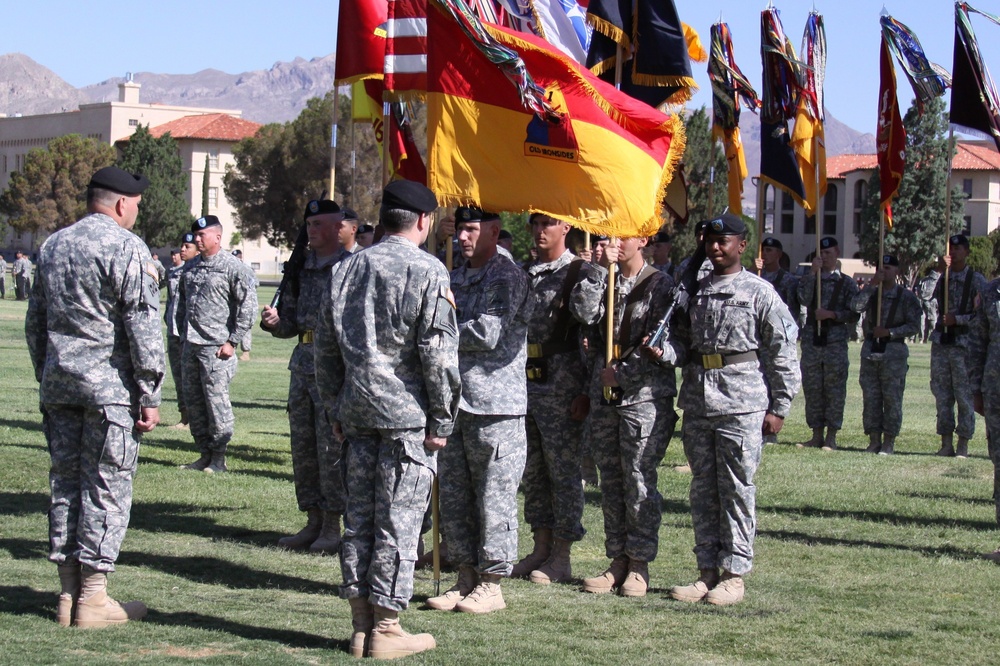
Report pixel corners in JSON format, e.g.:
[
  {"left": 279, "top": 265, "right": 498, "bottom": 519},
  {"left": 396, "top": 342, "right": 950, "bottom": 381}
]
[{"left": 950, "top": 3, "right": 1000, "bottom": 152}]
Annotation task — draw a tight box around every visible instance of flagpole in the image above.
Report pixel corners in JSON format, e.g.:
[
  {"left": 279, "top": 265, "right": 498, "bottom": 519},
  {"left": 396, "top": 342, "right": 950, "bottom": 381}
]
[
  {"left": 942, "top": 128, "right": 955, "bottom": 335},
  {"left": 381, "top": 102, "right": 392, "bottom": 187},
  {"left": 350, "top": 105, "right": 357, "bottom": 207},
  {"left": 603, "top": 43, "right": 625, "bottom": 401},
  {"left": 877, "top": 208, "right": 886, "bottom": 328},
  {"left": 330, "top": 85, "right": 340, "bottom": 199},
  {"left": 755, "top": 179, "right": 764, "bottom": 275},
  {"left": 707, "top": 140, "right": 717, "bottom": 218}
]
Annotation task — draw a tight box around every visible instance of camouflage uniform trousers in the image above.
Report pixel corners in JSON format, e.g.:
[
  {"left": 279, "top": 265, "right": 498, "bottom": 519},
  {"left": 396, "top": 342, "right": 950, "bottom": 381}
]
[
  {"left": 587, "top": 397, "right": 674, "bottom": 562},
  {"left": 930, "top": 343, "right": 976, "bottom": 439},
  {"left": 800, "top": 340, "right": 849, "bottom": 429},
  {"left": 440, "top": 411, "right": 526, "bottom": 575},
  {"left": 522, "top": 394, "right": 586, "bottom": 542},
  {"left": 240, "top": 330, "right": 252, "bottom": 353},
  {"left": 682, "top": 411, "right": 764, "bottom": 576},
  {"left": 43, "top": 403, "right": 139, "bottom": 573},
  {"left": 167, "top": 334, "right": 186, "bottom": 414},
  {"left": 988, "top": 425, "right": 1000, "bottom": 525},
  {"left": 182, "top": 342, "right": 237, "bottom": 454},
  {"left": 859, "top": 354, "right": 909, "bottom": 438},
  {"left": 338, "top": 425, "right": 434, "bottom": 612},
  {"left": 287, "top": 370, "right": 345, "bottom": 513}
]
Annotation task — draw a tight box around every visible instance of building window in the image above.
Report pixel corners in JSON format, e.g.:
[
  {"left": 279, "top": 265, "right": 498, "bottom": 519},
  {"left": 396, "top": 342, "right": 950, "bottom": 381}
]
[
  {"left": 208, "top": 148, "right": 220, "bottom": 169},
  {"left": 251, "top": 262, "right": 261, "bottom": 271},
  {"left": 207, "top": 187, "right": 219, "bottom": 210},
  {"left": 853, "top": 180, "right": 867, "bottom": 234},
  {"left": 823, "top": 184, "right": 838, "bottom": 235},
  {"left": 762, "top": 185, "right": 775, "bottom": 233},
  {"left": 963, "top": 215, "right": 972, "bottom": 235},
  {"left": 963, "top": 178, "right": 973, "bottom": 197},
  {"left": 780, "top": 192, "right": 794, "bottom": 234},
  {"left": 128, "top": 119, "right": 139, "bottom": 127}
]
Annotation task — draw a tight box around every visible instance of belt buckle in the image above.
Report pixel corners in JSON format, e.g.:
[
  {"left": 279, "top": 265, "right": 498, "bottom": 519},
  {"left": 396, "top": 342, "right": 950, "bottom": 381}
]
[
  {"left": 300, "top": 330, "right": 314, "bottom": 344},
  {"left": 702, "top": 353, "right": 723, "bottom": 370},
  {"left": 527, "top": 343, "right": 543, "bottom": 359},
  {"left": 612, "top": 344, "right": 621, "bottom": 360}
]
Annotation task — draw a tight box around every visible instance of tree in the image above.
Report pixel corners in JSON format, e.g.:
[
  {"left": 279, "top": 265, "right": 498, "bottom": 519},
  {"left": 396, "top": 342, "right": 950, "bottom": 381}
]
[
  {"left": 857, "top": 97, "right": 965, "bottom": 286},
  {"left": 117, "top": 125, "right": 193, "bottom": 248},
  {"left": 201, "top": 153, "right": 211, "bottom": 218},
  {"left": 0, "top": 134, "right": 116, "bottom": 234},
  {"left": 968, "top": 234, "right": 997, "bottom": 278}
]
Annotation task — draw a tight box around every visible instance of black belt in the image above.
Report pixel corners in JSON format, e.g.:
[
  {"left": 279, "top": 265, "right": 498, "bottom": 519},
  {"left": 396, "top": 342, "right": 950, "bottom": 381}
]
[{"left": 690, "top": 350, "right": 759, "bottom": 369}]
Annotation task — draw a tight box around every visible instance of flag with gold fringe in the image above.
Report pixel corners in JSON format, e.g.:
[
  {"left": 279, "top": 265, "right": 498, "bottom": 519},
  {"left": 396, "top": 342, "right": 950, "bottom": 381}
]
[
  {"left": 790, "top": 10, "right": 826, "bottom": 216},
  {"left": 426, "top": 0, "right": 685, "bottom": 237},
  {"left": 950, "top": 3, "right": 1000, "bottom": 151},
  {"left": 876, "top": 31, "right": 906, "bottom": 229},
  {"left": 709, "top": 22, "right": 759, "bottom": 218}
]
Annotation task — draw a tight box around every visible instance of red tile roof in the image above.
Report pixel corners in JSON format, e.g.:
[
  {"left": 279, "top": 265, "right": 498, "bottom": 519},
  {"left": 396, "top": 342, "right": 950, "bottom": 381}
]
[
  {"left": 827, "top": 154, "right": 877, "bottom": 179},
  {"left": 827, "top": 141, "right": 1000, "bottom": 179},
  {"left": 141, "top": 113, "right": 262, "bottom": 142}
]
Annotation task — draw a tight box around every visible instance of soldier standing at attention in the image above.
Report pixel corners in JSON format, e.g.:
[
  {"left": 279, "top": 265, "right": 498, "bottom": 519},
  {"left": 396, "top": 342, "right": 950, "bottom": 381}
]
[
  {"left": 575, "top": 234, "right": 675, "bottom": 597},
  {"left": 650, "top": 231, "right": 674, "bottom": 277},
  {"left": 850, "top": 255, "right": 922, "bottom": 455},
  {"left": 176, "top": 215, "right": 258, "bottom": 473},
  {"left": 755, "top": 237, "right": 799, "bottom": 314},
  {"left": 510, "top": 214, "right": 594, "bottom": 584},
  {"left": 165, "top": 242, "right": 191, "bottom": 428},
  {"left": 314, "top": 180, "right": 461, "bottom": 659},
  {"left": 921, "top": 234, "right": 987, "bottom": 458},
  {"left": 339, "top": 207, "right": 361, "bottom": 253},
  {"left": 14, "top": 250, "right": 33, "bottom": 300},
  {"left": 25, "top": 166, "right": 163, "bottom": 627},
  {"left": 261, "top": 200, "right": 350, "bottom": 554},
  {"left": 654, "top": 214, "right": 799, "bottom": 606},
  {"left": 0, "top": 253, "right": 7, "bottom": 298},
  {"left": 796, "top": 237, "right": 859, "bottom": 451},
  {"left": 969, "top": 274, "right": 1000, "bottom": 558},
  {"left": 427, "top": 207, "right": 528, "bottom": 614},
  {"left": 231, "top": 249, "right": 256, "bottom": 361}
]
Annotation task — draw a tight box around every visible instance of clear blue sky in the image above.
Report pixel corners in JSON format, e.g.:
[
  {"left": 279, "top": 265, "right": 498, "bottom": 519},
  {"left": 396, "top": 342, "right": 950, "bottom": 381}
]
[{"left": 4, "top": 0, "right": 999, "bottom": 136}]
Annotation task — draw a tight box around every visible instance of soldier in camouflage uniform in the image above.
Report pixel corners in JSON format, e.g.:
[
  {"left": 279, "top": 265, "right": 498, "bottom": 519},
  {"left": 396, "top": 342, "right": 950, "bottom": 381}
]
[
  {"left": 917, "top": 271, "right": 939, "bottom": 344},
  {"left": 165, "top": 240, "right": 194, "bottom": 428},
  {"left": 427, "top": 207, "right": 528, "bottom": 615},
  {"left": 25, "top": 166, "right": 163, "bottom": 627},
  {"left": 314, "top": 180, "right": 460, "bottom": 659},
  {"left": 969, "top": 276, "right": 1000, "bottom": 558},
  {"left": 176, "top": 215, "right": 258, "bottom": 473},
  {"left": 850, "top": 255, "right": 922, "bottom": 455},
  {"left": 0, "top": 254, "right": 6, "bottom": 298},
  {"left": 261, "top": 200, "right": 350, "bottom": 554},
  {"left": 920, "top": 235, "right": 987, "bottom": 458},
  {"left": 796, "top": 237, "right": 859, "bottom": 450},
  {"left": 510, "top": 214, "right": 594, "bottom": 584},
  {"left": 14, "top": 250, "right": 33, "bottom": 300},
  {"left": 654, "top": 214, "right": 799, "bottom": 606},
  {"left": 575, "top": 234, "right": 675, "bottom": 598}
]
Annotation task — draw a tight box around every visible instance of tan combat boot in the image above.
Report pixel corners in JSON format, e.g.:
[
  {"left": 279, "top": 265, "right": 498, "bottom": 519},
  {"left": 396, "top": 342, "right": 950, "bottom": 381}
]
[
  {"left": 704, "top": 571, "right": 745, "bottom": 606},
  {"left": 239, "top": 351, "right": 251, "bottom": 362},
  {"left": 797, "top": 428, "right": 823, "bottom": 449},
  {"left": 348, "top": 597, "right": 374, "bottom": 658},
  {"left": 309, "top": 511, "right": 342, "bottom": 554},
  {"left": 56, "top": 563, "right": 80, "bottom": 627},
  {"left": 529, "top": 538, "right": 572, "bottom": 585},
  {"left": 74, "top": 567, "right": 147, "bottom": 628},
  {"left": 426, "top": 565, "right": 477, "bottom": 611},
  {"left": 956, "top": 437, "right": 970, "bottom": 459},
  {"left": 278, "top": 508, "right": 323, "bottom": 550},
  {"left": 170, "top": 409, "right": 189, "bottom": 429},
  {"left": 368, "top": 606, "right": 436, "bottom": 660},
  {"left": 821, "top": 428, "right": 839, "bottom": 451},
  {"left": 180, "top": 452, "right": 211, "bottom": 470},
  {"left": 204, "top": 451, "right": 228, "bottom": 473},
  {"left": 581, "top": 555, "right": 629, "bottom": 594},
  {"left": 866, "top": 432, "right": 882, "bottom": 454},
  {"left": 619, "top": 559, "right": 650, "bottom": 597},
  {"left": 510, "top": 528, "right": 552, "bottom": 578},
  {"left": 937, "top": 434, "right": 955, "bottom": 457},
  {"left": 668, "top": 568, "right": 719, "bottom": 603},
  {"left": 455, "top": 573, "right": 506, "bottom": 614},
  {"left": 879, "top": 436, "right": 895, "bottom": 456}
]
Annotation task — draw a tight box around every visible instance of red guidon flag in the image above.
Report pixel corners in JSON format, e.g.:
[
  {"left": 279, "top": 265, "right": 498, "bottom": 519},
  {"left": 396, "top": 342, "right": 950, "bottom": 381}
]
[
  {"left": 384, "top": 0, "right": 428, "bottom": 99},
  {"left": 877, "top": 35, "right": 906, "bottom": 228},
  {"left": 426, "top": 0, "right": 684, "bottom": 236},
  {"left": 336, "top": 0, "right": 387, "bottom": 84}
]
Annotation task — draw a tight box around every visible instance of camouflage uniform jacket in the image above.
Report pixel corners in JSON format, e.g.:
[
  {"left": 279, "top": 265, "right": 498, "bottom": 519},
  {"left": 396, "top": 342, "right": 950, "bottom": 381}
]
[
  {"left": 314, "top": 235, "right": 461, "bottom": 437},
  {"left": 164, "top": 261, "right": 186, "bottom": 337},
  {"left": 969, "top": 278, "right": 1000, "bottom": 395},
  {"left": 14, "top": 257, "right": 32, "bottom": 278},
  {"left": 573, "top": 263, "right": 675, "bottom": 405},
  {"left": 24, "top": 213, "right": 164, "bottom": 408},
  {"left": 797, "top": 270, "right": 860, "bottom": 343},
  {"left": 663, "top": 269, "right": 800, "bottom": 418},
  {"left": 176, "top": 250, "right": 258, "bottom": 347},
  {"left": 762, "top": 268, "right": 800, "bottom": 317},
  {"left": 152, "top": 255, "right": 167, "bottom": 289},
  {"left": 524, "top": 250, "right": 594, "bottom": 398},
  {"left": 919, "top": 267, "right": 987, "bottom": 348},
  {"left": 266, "top": 248, "right": 350, "bottom": 375},
  {"left": 850, "top": 283, "right": 922, "bottom": 361},
  {"left": 451, "top": 251, "right": 529, "bottom": 415}
]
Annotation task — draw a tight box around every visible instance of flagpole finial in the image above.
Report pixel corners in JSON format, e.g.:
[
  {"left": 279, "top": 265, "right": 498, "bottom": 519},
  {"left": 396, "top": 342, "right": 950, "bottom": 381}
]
[{"left": 880, "top": 5, "right": 889, "bottom": 17}]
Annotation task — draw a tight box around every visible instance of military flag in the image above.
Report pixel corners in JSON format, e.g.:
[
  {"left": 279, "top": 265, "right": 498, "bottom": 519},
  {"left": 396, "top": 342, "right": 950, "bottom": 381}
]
[
  {"left": 950, "top": 3, "right": 1000, "bottom": 151},
  {"left": 426, "top": 0, "right": 685, "bottom": 237},
  {"left": 790, "top": 11, "right": 826, "bottom": 216},
  {"left": 880, "top": 14, "right": 950, "bottom": 108},
  {"left": 876, "top": 33, "right": 906, "bottom": 229},
  {"left": 493, "top": 0, "right": 591, "bottom": 63},
  {"left": 336, "top": 0, "right": 388, "bottom": 84},
  {"left": 352, "top": 80, "right": 428, "bottom": 184},
  {"left": 384, "top": 0, "right": 429, "bottom": 99}
]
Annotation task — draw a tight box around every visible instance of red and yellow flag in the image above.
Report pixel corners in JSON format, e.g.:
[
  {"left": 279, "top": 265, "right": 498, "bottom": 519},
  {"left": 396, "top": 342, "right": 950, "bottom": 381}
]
[
  {"left": 336, "top": 0, "right": 387, "bottom": 84},
  {"left": 426, "top": 1, "right": 685, "bottom": 237},
  {"left": 877, "top": 35, "right": 906, "bottom": 228},
  {"left": 352, "top": 80, "right": 428, "bottom": 184}
]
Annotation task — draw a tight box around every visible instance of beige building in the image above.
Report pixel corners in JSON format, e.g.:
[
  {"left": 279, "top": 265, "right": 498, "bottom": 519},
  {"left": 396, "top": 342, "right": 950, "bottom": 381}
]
[
  {"left": 0, "top": 79, "right": 283, "bottom": 274},
  {"left": 757, "top": 140, "right": 1000, "bottom": 266}
]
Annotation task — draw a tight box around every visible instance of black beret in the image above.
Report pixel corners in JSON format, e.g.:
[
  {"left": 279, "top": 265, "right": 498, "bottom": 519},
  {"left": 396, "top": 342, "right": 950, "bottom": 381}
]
[
  {"left": 88, "top": 166, "right": 149, "bottom": 195},
  {"left": 498, "top": 229, "right": 513, "bottom": 241},
  {"left": 592, "top": 234, "right": 609, "bottom": 242},
  {"left": 762, "top": 237, "right": 783, "bottom": 250},
  {"left": 704, "top": 213, "right": 746, "bottom": 236},
  {"left": 694, "top": 220, "right": 709, "bottom": 234},
  {"left": 232, "top": 249, "right": 243, "bottom": 257},
  {"left": 820, "top": 236, "right": 839, "bottom": 249},
  {"left": 182, "top": 232, "right": 195, "bottom": 244},
  {"left": 882, "top": 254, "right": 899, "bottom": 266},
  {"left": 455, "top": 206, "right": 501, "bottom": 224},
  {"left": 342, "top": 206, "right": 359, "bottom": 221},
  {"left": 382, "top": 180, "right": 438, "bottom": 214},
  {"left": 652, "top": 231, "right": 672, "bottom": 244},
  {"left": 949, "top": 234, "right": 970, "bottom": 247},
  {"left": 192, "top": 215, "right": 222, "bottom": 232},
  {"left": 357, "top": 224, "right": 375, "bottom": 234},
  {"left": 304, "top": 199, "right": 341, "bottom": 221}
]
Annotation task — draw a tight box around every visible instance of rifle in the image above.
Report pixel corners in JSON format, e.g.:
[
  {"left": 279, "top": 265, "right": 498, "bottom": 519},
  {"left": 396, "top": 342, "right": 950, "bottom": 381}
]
[
  {"left": 645, "top": 240, "right": 707, "bottom": 351},
  {"left": 269, "top": 222, "right": 310, "bottom": 311}
]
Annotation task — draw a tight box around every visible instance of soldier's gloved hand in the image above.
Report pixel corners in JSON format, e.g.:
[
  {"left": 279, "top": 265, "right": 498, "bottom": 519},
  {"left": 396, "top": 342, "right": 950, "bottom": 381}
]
[
  {"left": 217, "top": 342, "right": 235, "bottom": 360},
  {"left": 261, "top": 306, "right": 280, "bottom": 329},
  {"left": 762, "top": 413, "right": 784, "bottom": 435},
  {"left": 136, "top": 407, "right": 160, "bottom": 433},
  {"left": 424, "top": 435, "right": 448, "bottom": 451}
]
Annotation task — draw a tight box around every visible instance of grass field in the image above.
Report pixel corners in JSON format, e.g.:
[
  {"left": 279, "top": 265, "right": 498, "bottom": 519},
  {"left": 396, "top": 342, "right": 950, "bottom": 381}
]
[{"left": 2, "top": 289, "right": 999, "bottom": 665}]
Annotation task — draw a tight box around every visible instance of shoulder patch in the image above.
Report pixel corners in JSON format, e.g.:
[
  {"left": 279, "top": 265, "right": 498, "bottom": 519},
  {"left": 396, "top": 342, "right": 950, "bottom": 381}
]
[{"left": 145, "top": 261, "right": 160, "bottom": 281}]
